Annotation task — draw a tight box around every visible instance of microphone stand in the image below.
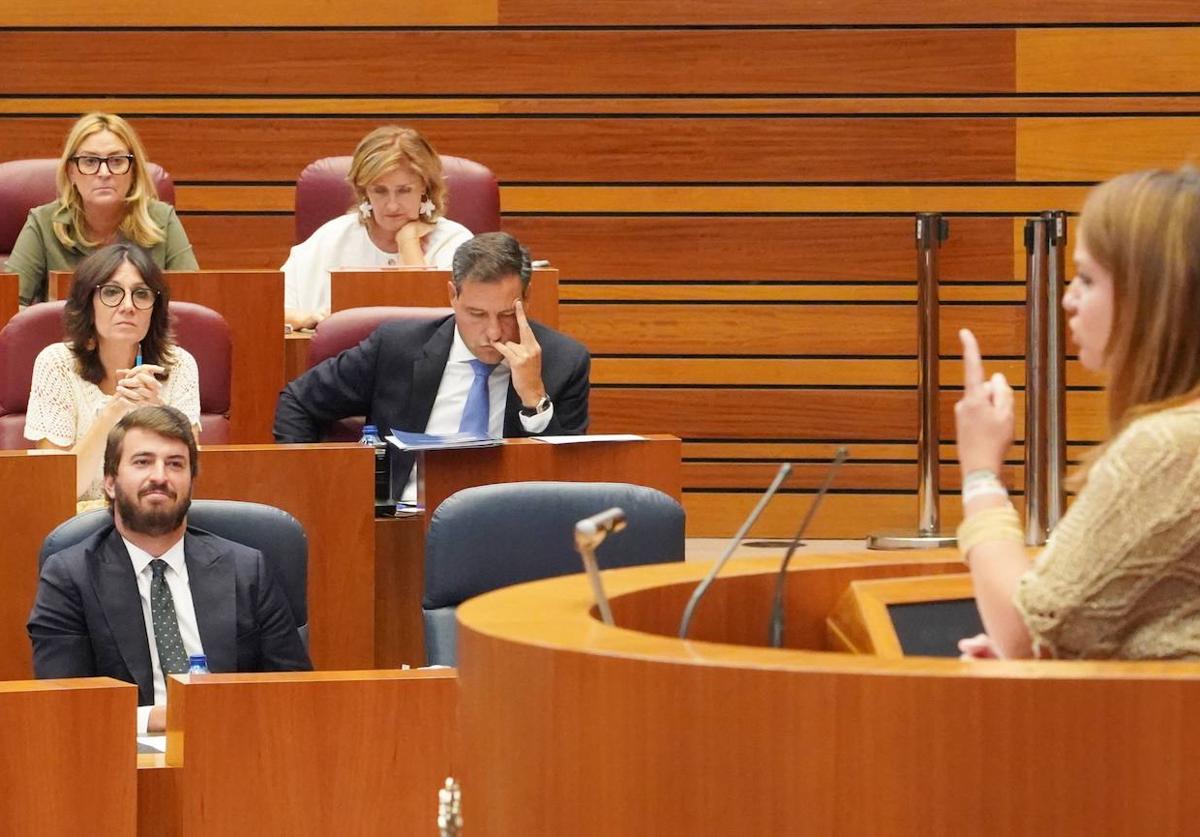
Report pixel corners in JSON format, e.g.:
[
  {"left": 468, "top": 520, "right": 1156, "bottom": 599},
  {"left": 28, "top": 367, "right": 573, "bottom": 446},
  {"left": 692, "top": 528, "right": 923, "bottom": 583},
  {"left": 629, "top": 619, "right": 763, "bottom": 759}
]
[{"left": 768, "top": 448, "right": 848, "bottom": 648}]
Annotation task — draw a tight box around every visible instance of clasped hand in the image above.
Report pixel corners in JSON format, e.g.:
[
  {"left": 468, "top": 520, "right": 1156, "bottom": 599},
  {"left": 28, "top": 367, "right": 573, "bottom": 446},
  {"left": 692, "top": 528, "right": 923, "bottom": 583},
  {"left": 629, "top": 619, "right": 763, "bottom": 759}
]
[
  {"left": 113, "top": 364, "right": 166, "bottom": 408},
  {"left": 490, "top": 299, "right": 546, "bottom": 407},
  {"left": 954, "top": 328, "right": 1014, "bottom": 476}
]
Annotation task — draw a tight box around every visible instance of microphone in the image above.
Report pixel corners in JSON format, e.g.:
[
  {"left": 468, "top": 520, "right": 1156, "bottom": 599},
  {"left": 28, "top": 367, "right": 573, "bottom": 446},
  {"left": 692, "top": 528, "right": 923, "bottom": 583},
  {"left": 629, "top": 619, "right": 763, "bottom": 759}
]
[
  {"left": 575, "top": 507, "right": 627, "bottom": 545},
  {"left": 678, "top": 462, "right": 793, "bottom": 639},
  {"left": 767, "top": 447, "right": 849, "bottom": 648},
  {"left": 574, "top": 507, "right": 626, "bottom": 626}
]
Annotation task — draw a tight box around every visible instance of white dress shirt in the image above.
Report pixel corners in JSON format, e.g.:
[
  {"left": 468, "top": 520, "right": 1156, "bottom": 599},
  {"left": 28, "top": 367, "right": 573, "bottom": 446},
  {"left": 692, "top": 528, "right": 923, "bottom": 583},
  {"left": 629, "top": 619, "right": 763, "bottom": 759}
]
[
  {"left": 124, "top": 534, "right": 205, "bottom": 733},
  {"left": 399, "top": 326, "right": 553, "bottom": 504}
]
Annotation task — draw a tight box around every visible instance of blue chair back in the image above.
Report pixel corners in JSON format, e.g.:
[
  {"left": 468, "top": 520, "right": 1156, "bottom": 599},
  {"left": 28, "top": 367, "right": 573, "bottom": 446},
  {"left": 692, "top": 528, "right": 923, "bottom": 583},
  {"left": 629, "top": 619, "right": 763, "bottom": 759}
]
[
  {"left": 422, "top": 481, "right": 685, "bottom": 665},
  {"left": 40, "top": 500, "right": 309, "bottom": 646}
]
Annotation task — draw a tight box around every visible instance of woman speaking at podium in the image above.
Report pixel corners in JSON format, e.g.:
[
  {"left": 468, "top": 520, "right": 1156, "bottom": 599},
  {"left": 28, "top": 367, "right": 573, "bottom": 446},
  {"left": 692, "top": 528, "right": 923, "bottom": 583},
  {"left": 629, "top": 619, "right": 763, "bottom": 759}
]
[{"left": 956, "top": 167, "right": 1200, "bottom": 660}]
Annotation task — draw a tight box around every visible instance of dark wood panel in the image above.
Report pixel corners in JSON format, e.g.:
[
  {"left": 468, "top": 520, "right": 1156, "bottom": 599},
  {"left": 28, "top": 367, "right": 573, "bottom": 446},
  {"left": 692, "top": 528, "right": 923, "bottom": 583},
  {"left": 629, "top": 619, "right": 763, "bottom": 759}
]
[
  {"left": 7, "top": 0, "right": 495, "bottom": 25},
  {"left": 507, "top": 217, "right": 1015, "bottom": 282},
  {"left": 560, "top": 303, "right": 1024, "bottom": 356},
  {"left": 592, "top": 388, "right": 919, "bottom": 439},
  {"left": 592, "top": 388, "right": 1105, "bottom": 441},
  {"left": 0, "top": 116, "right": 1015, "bottom": 183},
  {"left": 1, "top": 30, "right": 1014, "bottom": 95},
  {"left": 500, "top": 0, "right": 1200, "bottom": 25},
  {"left": 184, "top": 215, "right": 293, "bottom": 270}
]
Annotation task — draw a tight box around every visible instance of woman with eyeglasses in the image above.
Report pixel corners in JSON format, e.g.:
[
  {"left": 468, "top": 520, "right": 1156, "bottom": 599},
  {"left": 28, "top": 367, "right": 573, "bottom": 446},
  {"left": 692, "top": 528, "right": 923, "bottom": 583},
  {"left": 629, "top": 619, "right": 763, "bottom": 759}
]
[
  {"left": 5, "top": 112, "right": 197, "bottom": 307},
  {"left": 25, "top": 243, "right": 200, "bottom": 504}
]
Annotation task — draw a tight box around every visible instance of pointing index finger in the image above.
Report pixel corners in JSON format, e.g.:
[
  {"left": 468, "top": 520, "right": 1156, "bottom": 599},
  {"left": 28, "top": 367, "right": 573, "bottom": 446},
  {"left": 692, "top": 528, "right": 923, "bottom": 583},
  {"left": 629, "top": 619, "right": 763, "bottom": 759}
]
[
  {"left": 960, "top": 328, "right": 986, "bottom": 393},
  {"left": 514, "top": 298, "right": 534, "bottom": 342}
]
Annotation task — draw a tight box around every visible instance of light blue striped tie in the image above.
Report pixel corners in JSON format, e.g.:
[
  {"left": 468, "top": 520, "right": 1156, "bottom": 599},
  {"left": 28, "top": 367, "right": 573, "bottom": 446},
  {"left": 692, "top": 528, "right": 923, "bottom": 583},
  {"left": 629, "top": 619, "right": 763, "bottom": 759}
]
[{"left": 458, "top": 359, "right": 498, "bottom": 436}]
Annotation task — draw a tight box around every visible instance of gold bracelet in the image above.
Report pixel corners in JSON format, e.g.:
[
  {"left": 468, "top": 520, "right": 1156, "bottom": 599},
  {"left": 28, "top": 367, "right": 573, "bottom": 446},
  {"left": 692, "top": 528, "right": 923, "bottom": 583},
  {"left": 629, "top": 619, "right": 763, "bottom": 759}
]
[{"left": 956, "top": 504, "right": 1023, "bottom": 565}]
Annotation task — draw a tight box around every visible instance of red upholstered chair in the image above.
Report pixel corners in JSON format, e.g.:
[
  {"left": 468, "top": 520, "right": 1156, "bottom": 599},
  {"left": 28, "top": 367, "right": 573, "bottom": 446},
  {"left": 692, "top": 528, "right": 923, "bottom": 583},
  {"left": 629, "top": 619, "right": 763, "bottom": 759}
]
[
  {"left": 0, "top": 159, "right": 176, "bottom": 262},
  {"left": 292, "top": 155, "right": 500, "bottom": 245},
  {"left": 307, "top": 305, "right": 451, "bottom": 441},
  {"left": 0, "top": 300, "right": 231, "bottom": 449}
]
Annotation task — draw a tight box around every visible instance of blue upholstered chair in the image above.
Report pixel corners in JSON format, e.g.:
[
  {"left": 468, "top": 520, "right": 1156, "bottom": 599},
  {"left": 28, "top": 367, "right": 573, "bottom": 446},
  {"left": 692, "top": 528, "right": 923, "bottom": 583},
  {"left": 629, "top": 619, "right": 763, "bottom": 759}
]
[
  {"left": 422, "top": 481, "right": 686, "bottom": 665},
  {"left": 39, "top": 500, "right": 310, "bottom": 648}
]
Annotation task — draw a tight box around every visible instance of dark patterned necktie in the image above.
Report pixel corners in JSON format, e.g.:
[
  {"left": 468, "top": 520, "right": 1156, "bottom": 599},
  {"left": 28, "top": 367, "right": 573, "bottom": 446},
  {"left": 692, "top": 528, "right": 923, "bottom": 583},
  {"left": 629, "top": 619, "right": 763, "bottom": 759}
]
[{"left": 149, "top": 559, "right": 189, "bottom": 675}]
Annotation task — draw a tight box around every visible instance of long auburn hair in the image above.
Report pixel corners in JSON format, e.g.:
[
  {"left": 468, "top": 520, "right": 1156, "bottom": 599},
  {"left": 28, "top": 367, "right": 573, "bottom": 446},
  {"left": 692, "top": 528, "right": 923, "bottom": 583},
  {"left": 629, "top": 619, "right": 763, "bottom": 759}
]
[
  {"left": 1071, "top": 167, "right": 1200, "bottom": 482},
  {"left": 64, "top": 243, "right": 176, "bottom": 385},
  {"left": 54, "top": 112, "right": 164, "bottom": 250}
]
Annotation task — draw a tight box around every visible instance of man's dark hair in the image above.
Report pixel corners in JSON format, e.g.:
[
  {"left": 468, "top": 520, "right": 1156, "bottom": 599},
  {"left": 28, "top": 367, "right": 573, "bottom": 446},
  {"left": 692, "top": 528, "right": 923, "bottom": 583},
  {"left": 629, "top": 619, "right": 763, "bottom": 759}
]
[
  {"left": 450, "top": 232, "right": 532, "bottom": 293},
  {"left": 103, "top": 405, "right": 199, "bottom": 481}
]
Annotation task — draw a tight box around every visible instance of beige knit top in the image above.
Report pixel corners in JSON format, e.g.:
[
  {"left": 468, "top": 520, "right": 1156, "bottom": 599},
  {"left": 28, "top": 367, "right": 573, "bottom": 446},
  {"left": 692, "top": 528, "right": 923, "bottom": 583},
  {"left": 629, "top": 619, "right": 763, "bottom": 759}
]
[{"left": 1015, "top": 405, "right": 1200, "bottom": 659}]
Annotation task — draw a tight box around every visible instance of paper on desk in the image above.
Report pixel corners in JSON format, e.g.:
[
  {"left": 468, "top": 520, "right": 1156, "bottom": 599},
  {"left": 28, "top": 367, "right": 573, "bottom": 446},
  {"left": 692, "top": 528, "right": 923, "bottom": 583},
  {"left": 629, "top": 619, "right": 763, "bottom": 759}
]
[
  {"left": 137, "top": 735, "right": 167, "bottom": 754},
  {"left": 534, "top": 434, "right": 645, "bottom": 445},
  {"left": 385, "top": 430, "right": 503, "bottom": 451}
]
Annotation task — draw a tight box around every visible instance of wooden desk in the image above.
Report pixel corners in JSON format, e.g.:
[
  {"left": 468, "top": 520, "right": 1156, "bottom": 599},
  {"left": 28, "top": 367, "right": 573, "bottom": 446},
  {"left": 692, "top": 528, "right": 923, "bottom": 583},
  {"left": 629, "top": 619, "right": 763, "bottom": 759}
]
[
  {"left": 331, "top": 266, "right": 560, "bottom": 328},
  {"left": 0, "top": 271, "right": 17, "bottom": 325},
  {"left": 0, "top": 451, "right": 77, "bottom": 680},
  {"left": 193, "top": 444, "right": 376, "bottom": 670},
  {"left": 376, "top": 435, "right": 682, "bottom": 666},
  {"left": 458, "top": 552, "right": 1200, "bottom": 835},
  {"left": 1, "top": 677, "right": 137, "bottom": 835},
  {"left": 0, "top": 445, "right": 376, "bottom": 679},
  {"left": 139, "top": 670, "right": 455, "bottom": 836},
  {"left": 50, "top": 270, "right": 284, "bottom": 444}
]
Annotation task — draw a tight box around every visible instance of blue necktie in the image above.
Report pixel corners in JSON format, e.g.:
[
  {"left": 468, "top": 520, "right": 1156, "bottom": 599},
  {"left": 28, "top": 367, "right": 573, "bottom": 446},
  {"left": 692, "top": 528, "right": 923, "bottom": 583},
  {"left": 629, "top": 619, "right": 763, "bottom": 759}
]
[{"left": 458, "top": 359, "right": 498, "bottom": 436}]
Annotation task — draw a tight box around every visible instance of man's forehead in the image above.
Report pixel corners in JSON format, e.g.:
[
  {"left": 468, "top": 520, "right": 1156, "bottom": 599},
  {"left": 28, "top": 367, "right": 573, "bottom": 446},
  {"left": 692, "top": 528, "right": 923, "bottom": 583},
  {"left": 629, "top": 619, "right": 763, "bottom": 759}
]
[
  {"left": 456, "top": 274, "right": 523, "bottom": 302},
  {"left": 121, "top": 429, "right": 190, "bottom": 460}
]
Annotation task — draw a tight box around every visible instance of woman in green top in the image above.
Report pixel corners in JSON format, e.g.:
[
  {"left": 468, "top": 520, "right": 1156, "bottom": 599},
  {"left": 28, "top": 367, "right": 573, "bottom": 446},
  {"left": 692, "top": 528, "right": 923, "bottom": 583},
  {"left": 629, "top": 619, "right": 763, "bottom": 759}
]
[{"left": 6, "top": 112, "right": 197, "bottom": 307}]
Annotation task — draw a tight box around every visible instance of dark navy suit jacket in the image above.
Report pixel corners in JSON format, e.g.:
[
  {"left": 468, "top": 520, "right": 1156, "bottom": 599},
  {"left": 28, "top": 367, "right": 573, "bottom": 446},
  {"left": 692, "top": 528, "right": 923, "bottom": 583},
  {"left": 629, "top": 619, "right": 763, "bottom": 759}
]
[{"left": 27, "top": 525, "right": 312, "bottom": 705}]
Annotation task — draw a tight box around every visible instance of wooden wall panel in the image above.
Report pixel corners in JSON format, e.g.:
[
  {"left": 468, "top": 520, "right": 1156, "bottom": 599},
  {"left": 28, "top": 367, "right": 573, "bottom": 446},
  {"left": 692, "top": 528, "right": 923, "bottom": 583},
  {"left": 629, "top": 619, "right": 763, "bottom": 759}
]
[
  {"left": 1017, "top": 117, "right": 1200, "bottom": 181},
  {"left": 560, "top": 304, "right": 1025, "bottom": 356},
  {"left": 2, "top": 31, "right": 1015, "bottom": 95},
  {"left": 0, "top": 117, "right": 1015, "bottom": 183},
  {"left": 505, "top": 217, "right": 1016, "bottom": 282},
  {"left": 500, "top": 1, "right": 1200, "bottom": 25},
  {"left": 3, "top": 6, "right": 1190, "bottom": 536},
  {"left": 1017, "top": 28, "right": 1200, "bottom": 93}
]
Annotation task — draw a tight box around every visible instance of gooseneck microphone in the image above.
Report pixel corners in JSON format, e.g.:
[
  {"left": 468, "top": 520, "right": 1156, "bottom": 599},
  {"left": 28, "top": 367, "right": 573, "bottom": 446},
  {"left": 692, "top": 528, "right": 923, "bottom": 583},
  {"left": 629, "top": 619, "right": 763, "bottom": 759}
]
[
  {"left": 575, "top": 507, "right": 626, "bottom": 626},
  {"left": 767, "top": 447, "right": 849, "bottom": 648},
  {"left": 678, "top": 463, "right": 793, "bottom": 639}
]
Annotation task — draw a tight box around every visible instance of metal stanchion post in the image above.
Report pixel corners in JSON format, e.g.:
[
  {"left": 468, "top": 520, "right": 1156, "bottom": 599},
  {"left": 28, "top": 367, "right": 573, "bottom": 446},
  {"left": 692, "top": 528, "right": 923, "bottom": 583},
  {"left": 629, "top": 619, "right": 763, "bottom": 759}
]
[
  {"left": 868, "top": 213, "right": 956, "bottom": 550},
  {"left": 1024, "top": 218, "right": 1050, "bottom": 545},
  {"left": 1043, "top": 210, "right": 1069, "bottom": 531}
]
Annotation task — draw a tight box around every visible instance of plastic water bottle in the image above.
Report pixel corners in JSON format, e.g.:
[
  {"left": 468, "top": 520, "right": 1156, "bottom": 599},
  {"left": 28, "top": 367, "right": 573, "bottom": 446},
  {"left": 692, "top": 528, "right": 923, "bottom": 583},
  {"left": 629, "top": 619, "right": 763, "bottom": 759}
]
[
  {"left": 188, "top": 654, "right": 209, "bottom": 674},
  {"left": 359, "top": 424, "right": 392, "bottom": 514}
]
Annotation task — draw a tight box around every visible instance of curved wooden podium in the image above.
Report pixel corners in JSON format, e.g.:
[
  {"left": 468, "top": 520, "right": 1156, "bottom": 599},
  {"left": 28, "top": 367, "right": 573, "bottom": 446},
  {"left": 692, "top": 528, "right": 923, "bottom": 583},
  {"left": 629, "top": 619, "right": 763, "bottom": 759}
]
[{"left": 457, "top": 552, "right": 1200, "bottom": 835}]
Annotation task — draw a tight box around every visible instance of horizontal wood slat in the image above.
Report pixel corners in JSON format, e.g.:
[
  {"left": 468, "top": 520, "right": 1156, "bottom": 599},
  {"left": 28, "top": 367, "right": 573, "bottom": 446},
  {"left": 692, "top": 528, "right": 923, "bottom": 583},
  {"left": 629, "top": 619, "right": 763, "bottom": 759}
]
[
  {"left": 562, "top": 285, "right": 1030, "bottom": 303},
  {"left": 682, "top": 492, "right": 933, "bottom": 539},
  {"left": 501, "top": 1, "right": 1200, "bottom": 26},
  {"left": 591, "top": 358, "right": 1104, "bottom": 388},
  {"left": 590, "top": 388, "right": 1106, "bottom": 441},
  {"left": 681, "top": 441, "right": 1100, "bottom": 461},
  {"left": 1017, "top": 117, "right": 1200, "bottom": 181},
  {"left": 507, "top": 217, "right": 1016, "bottom": 282},
  {"left": 1017, "top": 28, "right": 1200, "bottom": 93},
  {"left": 7, "top": 96, "right": 1200, "bottom": 116},
  {"left": 684, "top": 461, "right": 1025, "bottom": 492},
  {"left": 4, "top": 0, "right": 497, "bottom": 25},
  {"left": 0, "top": 117, "right": 1015, "bottom": 184},
  {"left": 0, "top": 31, "right": 1015, "bottom": 96},
  {"left": 560, "top": 303, "right": 1025, "bottom": 356}
]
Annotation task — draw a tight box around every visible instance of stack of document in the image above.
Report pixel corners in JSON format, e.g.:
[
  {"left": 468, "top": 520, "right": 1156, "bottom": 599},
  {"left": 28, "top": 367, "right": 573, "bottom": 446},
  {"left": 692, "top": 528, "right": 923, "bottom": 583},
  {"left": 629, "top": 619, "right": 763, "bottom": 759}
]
[{"left": 385, "top": 430, "right": 504, "bottom": 451}]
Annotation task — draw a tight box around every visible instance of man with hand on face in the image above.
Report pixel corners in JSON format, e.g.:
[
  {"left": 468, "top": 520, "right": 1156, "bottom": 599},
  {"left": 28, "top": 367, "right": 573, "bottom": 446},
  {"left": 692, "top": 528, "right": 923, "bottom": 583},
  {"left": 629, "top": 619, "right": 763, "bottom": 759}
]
[
  {"left": 28, "top": 406, "right": 311, "bottom": 733},
  {"left": 273, "top": 231, "right": 591, "bottom": 505}
]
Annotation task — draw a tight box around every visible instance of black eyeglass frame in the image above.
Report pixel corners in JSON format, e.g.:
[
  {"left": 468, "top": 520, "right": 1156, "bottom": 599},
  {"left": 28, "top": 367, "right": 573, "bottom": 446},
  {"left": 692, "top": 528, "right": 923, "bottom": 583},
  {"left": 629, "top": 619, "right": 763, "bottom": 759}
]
[
  {"left": 70, "top": 154, "right": 136, "bottom": 176},
  {"left": 95, "top": 284, "right": 159, "bottom": 310}
]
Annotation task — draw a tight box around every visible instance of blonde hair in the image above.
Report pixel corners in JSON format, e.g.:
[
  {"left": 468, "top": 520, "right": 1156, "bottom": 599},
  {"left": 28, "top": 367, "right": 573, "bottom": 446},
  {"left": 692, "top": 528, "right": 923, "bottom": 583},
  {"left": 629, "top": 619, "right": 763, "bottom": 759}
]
[
  {"left": 1070, "top": 167, "right": 1200, "bottom": 482},
  {"left": 346, "top": 126, "right": 447, "bottom": 224},
  {"left": 54, "top": 112, "right": 164, "bottom": 250}
]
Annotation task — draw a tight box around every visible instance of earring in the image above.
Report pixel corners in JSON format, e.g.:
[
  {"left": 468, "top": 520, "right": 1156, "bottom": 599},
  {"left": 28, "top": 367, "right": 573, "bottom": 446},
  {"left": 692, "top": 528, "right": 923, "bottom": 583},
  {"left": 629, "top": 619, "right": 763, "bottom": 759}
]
[
  {"left": 358, "top": 200, "right": 372, "bottom": 222},
  {"left": 419, "top": 197, "right": 436, "bottom": 220}
]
